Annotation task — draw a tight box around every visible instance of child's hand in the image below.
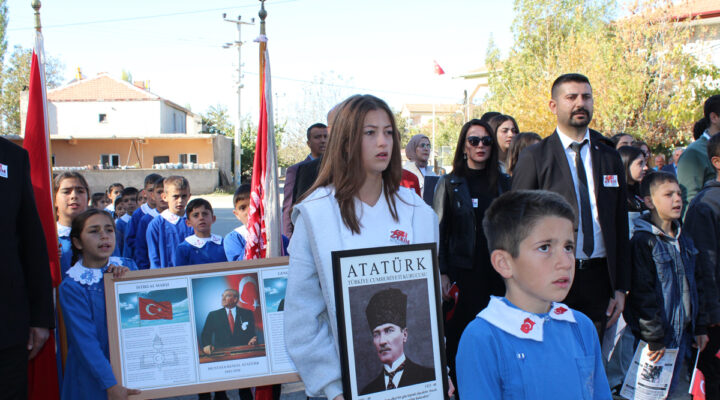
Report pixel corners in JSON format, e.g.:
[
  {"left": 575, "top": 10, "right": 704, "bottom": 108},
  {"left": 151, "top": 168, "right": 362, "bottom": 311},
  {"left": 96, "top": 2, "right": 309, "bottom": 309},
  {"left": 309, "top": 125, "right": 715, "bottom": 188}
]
[
  {"left": 107, "top": 384, "right": 141, "bottom": 400},
  {"left": 106, "top": 265, "right": 130, "bottom": 278},
  {"left": 695, "top": 334, "right": 709, "bottom": 352},
  {"left": 646, "top": 347, "right": 665, "bottom": 363}
]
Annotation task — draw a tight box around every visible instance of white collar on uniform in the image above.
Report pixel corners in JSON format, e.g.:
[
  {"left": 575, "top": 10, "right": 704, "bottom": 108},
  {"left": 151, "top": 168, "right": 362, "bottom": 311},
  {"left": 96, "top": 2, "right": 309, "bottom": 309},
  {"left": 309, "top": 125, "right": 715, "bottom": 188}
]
[
  {"left": 184, "top": 234, "right": 222, "bottom": 248},
  {"left": 57, "top": 222, "right": 71, "bottom": 238},
  {"left": 478, "top": 296, "right": 576, "bottom": 342},
  {"left": 66, "top": 256, "right": 124, "bottom": 285},
  {"left": 161, "top": 209, "right": 182, "bottom": 225},
  {"left": 140, "top": 203, "right": 156, "bottom": 216},
  {"left": 120, "top": 214, "right": 132, "bottom": 223},
  {"left": 234, "top": 225, "right": 248, "bottom": 240}
]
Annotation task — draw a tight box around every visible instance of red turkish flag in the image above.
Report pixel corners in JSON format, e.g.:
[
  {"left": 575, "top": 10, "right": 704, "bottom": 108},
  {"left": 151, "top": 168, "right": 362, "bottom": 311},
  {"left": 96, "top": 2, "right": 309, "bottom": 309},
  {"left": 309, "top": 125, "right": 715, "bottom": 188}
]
[
  {"left": 690, "top": 354, "right": 706, "bottom": 399},
  {"left": 138, "top": 298, "right": 173, "bottom": 320},
  {"left": 433, "top": 60, "right": 445, "bottom": 75}
]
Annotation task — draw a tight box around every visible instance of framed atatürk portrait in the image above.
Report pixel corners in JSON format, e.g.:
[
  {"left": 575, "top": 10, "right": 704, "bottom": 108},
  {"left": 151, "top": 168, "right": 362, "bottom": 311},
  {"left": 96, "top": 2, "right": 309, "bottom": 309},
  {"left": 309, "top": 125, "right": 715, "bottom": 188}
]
[
  {"left": 105, "top": 257, "right": 298, "bottom": 399},
  {"left": 333, "top": 243, "right": 448, "bottom": 400}
]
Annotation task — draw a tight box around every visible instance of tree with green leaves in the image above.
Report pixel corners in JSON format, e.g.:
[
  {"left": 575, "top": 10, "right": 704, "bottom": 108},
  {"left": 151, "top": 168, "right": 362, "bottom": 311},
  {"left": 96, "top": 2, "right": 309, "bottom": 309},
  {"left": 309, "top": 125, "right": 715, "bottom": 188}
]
[
  {"left": 0, "top": 45, "right": 63, "bottom": 135},
  {"left": 485, "top": 0, "right": 720, "bottom": 149},
  {"left": 201, "top": 104, "right": 235, "bottom": 136}
]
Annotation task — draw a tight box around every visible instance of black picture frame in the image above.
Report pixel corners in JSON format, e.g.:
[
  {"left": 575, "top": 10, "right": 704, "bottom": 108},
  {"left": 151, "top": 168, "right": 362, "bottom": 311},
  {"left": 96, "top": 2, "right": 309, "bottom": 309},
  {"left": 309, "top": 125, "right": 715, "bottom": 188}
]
[{"left": 332, "top": 243, "right": 448, "bottom": 400}]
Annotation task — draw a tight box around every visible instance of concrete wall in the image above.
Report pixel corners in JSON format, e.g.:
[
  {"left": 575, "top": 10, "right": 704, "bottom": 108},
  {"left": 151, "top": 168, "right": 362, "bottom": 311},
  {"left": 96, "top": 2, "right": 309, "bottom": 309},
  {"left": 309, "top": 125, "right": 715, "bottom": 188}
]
[
  {"left": 160, "top": 102, "right": 187, "bottom": 133},
  {"left": 50, "top": 100, "right": 165, "bottom": 137},
  {"left": 213, "top": 135, "right": 233, "bottom": 185},
  {"left": 68, "top": 168, "right": 221, "bottom": 195}
]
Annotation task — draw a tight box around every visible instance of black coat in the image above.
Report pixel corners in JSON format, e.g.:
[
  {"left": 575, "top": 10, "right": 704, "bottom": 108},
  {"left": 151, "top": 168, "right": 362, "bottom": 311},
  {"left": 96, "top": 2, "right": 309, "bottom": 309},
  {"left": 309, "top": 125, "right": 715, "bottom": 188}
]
[
  {"left": 0, "top": 138, "right": 54, "bottom": 350},
  {"left": 433, "top": 171, "right": 510, "bottom": 277},
  {"left": 359, "top": 357, "right": 435, "bottom": 395},
  {"left": 200, "top": 306, "right": 256, "bottom": 348},
  {"left": 512, "top": 130, "right": 631, "bottom": 291},
  {"left": 292, "top": 157, "right": 322, "bottom": 203}
]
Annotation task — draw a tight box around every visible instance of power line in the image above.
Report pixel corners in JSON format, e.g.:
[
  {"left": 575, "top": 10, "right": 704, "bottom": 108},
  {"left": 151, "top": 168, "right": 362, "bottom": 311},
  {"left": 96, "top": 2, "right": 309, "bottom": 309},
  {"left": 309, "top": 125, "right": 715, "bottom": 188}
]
[{"left": 8, "top": 0, "right": 298, "bottom": 31}]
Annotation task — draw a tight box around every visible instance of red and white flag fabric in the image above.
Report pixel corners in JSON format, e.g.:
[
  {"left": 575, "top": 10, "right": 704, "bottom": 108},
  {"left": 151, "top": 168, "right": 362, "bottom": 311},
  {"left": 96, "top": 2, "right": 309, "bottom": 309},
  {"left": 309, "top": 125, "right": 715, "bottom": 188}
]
[
  {"left": 433, "top": 60, "right": 445, "bottom": 75},
  {"left": 23, "top": 29, "right": 60, "bottom": 400},
  {"left": 245, "top": 34, "right": 282, "bottom": 260},
  {"left": 138, "top": 298, "right": 173, "bottom": 320},
  {"left": 690, "top": 352, "right": 705, "bottom": 399}
]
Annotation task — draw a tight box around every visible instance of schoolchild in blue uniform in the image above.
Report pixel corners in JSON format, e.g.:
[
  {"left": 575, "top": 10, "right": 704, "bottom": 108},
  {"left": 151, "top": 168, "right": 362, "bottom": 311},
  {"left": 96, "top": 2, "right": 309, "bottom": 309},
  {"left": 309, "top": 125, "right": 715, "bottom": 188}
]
[
  {"left": 146, "top": 176, "right": 193, "bottom": 268},
  {"left": 103, "top": 182, "right": 123, "bottom": 217},
  {"left": 133, "top": 178, "right": 166, "bottom": 269},
  {"left": 58, "top": 208, "right": 140, "bottom": 400},
  {"left": 176, "top": 198, "right": 227, "bottom": 266},
  {"left": 123, "top": 174, "right": 162, "bottom": 259},
  {"left": 456, "top": 190, "right": 611, "bottom": 399},
  {"left": 114, "top": 187, "right": 139, "bottom": 257},
  {"left": 224, "top": 184, "right": 251, "bottom": 261},
  {"left": 54, "top": 172, "right": 89, "bottom": 276}
]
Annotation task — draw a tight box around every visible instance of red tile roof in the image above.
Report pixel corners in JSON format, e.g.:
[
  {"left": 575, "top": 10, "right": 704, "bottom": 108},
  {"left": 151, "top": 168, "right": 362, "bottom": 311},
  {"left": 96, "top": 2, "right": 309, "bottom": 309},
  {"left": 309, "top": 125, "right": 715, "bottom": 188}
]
[
  {"left": 669, "top": 0, "right": 720, "bottom": 20},
  {"left": 48, "top": 73, "right": 159, "bottom": 102}
]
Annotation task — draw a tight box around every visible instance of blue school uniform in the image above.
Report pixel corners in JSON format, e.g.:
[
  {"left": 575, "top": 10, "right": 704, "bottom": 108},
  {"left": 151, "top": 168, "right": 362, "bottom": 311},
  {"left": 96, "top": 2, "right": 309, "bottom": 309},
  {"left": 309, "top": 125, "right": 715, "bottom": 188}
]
[
  {"left": 456, "top": 296, "right": 611, "bottom": 400},
  {"left": 115, "top": 214, "right": 131, "bottom": 255},
  {"left": 146, "top": 210, "right": 194, "bottom": 269},
  {"left": 175, "top": 234, "right": 227, "bottom": 266},
  {"left": 59, "top": 256, "right": 137, "bottom": 400},
  {"left": 57, "top": 223, "right": 73, "bottom": 276},
  {"left": 133, "top": 210, "right": 159, "bottom": 270},
  {"left": 123, "top": 203, "right": 155, "bottom": 259},
  {"left": 224, "top": 225, "right": 248, "bottom": 261}
]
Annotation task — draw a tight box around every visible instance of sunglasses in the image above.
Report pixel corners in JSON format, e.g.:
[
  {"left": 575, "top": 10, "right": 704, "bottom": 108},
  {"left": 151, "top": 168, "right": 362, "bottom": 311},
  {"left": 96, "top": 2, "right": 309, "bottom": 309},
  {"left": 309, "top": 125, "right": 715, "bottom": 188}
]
[
  {"left": 418, "top": 143, "right": 432, "bottom": 149},
  {"left": 467, "top": 136, "right": 493, "bottom": 147}
]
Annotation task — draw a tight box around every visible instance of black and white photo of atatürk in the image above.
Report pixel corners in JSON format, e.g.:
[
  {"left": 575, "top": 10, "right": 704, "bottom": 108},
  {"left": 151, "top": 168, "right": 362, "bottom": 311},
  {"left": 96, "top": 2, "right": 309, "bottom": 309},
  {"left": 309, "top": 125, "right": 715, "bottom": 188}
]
[{"left": 332, "top": 244, "right": 448, "bottom": 400}]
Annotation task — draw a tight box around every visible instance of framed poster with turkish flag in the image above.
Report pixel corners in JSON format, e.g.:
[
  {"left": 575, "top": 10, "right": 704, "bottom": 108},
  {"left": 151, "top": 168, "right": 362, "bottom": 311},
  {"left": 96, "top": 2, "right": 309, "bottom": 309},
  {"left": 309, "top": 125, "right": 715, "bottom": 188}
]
[{"left": 105, "top": 257, "right": 298, "bottom": 399}]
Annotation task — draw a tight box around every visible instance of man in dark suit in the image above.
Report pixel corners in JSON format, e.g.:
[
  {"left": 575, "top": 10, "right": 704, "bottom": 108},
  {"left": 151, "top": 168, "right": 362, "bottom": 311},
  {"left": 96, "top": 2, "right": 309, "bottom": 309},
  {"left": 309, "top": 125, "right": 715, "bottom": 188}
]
[
  {"left": 201, "top": 288, "right": 257, "bottom": 354},
  {"left": 661, "top": 147, "right": 683, "bottom": 175},
  {"left": 0, "top": 137, "right": 54, "bottom": 399},
  {"left": 360, "top": 289, "right": 435, "bottom": 395},
  {"left": 512, "top": 73, "right": 630, "bottom": 337},
  {"left": 282, "top": 123, "right": 328, "bottom": 238}
]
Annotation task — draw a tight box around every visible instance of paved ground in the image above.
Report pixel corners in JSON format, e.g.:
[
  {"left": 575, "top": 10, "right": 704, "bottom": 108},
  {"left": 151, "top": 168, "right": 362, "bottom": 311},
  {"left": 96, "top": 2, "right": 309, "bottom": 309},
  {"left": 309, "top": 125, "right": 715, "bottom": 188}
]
[{"left": 191, "top": 193, "right": 240, "bottom": 237}]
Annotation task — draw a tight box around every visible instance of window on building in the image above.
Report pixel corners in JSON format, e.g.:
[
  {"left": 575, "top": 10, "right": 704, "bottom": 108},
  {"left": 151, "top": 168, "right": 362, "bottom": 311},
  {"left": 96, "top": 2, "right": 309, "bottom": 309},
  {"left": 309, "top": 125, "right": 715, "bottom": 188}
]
[
  {"left": 153, "top": 156, "right": 170, "bottom": 165},
  {"left": 51, "top": 154, "right": 55, "bottom": 166},
  {"left": 99, "top": 113, "right": 107, "bottom": 123},
  {"left": 179, "top": 153, "right": 198, "bottom": 164},
  {"left": 100, "top": 154, "right": 119, "bottom": 168}
]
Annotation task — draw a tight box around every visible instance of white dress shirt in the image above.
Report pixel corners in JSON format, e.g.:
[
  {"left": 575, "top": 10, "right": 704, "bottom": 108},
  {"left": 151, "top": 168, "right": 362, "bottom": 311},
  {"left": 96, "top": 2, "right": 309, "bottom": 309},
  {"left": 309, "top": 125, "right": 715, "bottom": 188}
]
[
  {"left": 556, "top": 128, "right": 607, "bottom": 259},
  {"left": 383, "top": 353, "right": 406, "bottom": 389}
]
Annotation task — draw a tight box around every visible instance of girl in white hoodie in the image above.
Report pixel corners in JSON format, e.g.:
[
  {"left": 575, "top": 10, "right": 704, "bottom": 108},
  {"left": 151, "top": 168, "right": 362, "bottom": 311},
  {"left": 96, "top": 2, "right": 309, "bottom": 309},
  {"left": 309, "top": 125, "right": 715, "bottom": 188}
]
[{"left": 284, "top": 95, "right": 439, "bottom": 400}]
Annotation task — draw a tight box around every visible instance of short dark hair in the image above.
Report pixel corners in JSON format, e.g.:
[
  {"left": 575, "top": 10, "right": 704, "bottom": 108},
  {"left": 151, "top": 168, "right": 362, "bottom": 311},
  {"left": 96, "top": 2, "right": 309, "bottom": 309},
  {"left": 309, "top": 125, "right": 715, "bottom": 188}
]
[
  {"left": 107, "top": 183, "right": 124, "bottom": 194},
  {"left": 114, "top": 196, "right": 124, "bottom": 207},
  {"left": 144, "top": 173, "right": 163, "bottom": 187},
  {"left": 186, "top": 198, "right": 213, "bottom": 216},
  {"left": 233, "top": 184, "right": 251, "bottom": 205},
  {"left": 153, "top": 178, "right": 166, "bottom": 191},
  {"left": 306, "top": 123, "right": 328, "bottom": 140},
  {"left": 90, "top": 192, "right": 107, "bottom": 206},
  {"left": 121, "top": 187, "right": 139, "bottom": 199},
  {"left": 640, "top": 171, "right": 678, "bottom": 197},
  {"left": 70, "top": 209, "right": 115, "bottom": 264},
  {"left": 708, "top": 133, "right": 720, "bottom": 160},
  {"left": 479, "top": 111, "right": 501, "bottom": 125},
  {"left": 551, "top": 73, "right": 591, "bottom": 99},
  {"left": 483, "top": 190, "right": 575, "bottom": 258},
  {"left": 164, "top": 176, "right": 190, "bottom": 191}
]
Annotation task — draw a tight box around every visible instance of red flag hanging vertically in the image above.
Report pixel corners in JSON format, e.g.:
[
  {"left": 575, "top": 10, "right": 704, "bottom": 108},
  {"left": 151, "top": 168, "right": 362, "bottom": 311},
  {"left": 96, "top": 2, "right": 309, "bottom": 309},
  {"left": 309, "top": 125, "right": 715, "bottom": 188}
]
[
  {"left": 245, "top": 33, "right": 282, "bottom": 260},
  {"left": 23, "top": 27, "right": 61, "bottom": 400}
]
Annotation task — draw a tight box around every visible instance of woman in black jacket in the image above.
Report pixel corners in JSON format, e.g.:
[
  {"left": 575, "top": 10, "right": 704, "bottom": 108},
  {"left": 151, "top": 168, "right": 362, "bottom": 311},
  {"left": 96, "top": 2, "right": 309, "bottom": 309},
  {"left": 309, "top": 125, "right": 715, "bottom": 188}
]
[{"left": 433, "top": 119, "right": 510, "bottom": 397}]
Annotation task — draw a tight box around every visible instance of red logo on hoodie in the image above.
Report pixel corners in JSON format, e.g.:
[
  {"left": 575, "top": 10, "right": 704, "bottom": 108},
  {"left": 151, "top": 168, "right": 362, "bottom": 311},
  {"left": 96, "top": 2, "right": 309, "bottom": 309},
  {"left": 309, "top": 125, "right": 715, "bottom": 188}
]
[{"left": 520, "top": 318, "right": 535, "bottom": 334}]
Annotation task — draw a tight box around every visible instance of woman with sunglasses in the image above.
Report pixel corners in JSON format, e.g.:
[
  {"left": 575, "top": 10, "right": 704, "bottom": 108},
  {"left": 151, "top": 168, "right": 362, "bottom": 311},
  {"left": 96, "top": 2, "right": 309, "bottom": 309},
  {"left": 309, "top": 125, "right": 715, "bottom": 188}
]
[
  {"left": 403, "top": 134, "right": 437, "bottom": 196},
  {"left": 432, "top": 119, "right": 510, "bottom": 398}
]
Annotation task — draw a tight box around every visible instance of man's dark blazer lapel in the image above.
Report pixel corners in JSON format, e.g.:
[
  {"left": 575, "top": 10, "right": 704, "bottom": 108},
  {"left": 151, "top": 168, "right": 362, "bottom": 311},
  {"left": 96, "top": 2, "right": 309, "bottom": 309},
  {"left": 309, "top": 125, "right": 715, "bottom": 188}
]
[{"left": 548, "top": 131, "right": 579, "bottom": 220}]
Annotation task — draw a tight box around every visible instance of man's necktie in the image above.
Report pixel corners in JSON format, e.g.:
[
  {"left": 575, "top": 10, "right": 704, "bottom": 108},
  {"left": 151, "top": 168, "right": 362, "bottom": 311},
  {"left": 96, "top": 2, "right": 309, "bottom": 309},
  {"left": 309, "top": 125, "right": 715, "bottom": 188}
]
[
  {"left": 228, "top": 310, "right": 235, "bottom": 334},
  {"left": 569, "top": 140, "right": 594, "bottom": 258},
  {"left": 385, "top": 362, "right": 405, "bottom": 390}
]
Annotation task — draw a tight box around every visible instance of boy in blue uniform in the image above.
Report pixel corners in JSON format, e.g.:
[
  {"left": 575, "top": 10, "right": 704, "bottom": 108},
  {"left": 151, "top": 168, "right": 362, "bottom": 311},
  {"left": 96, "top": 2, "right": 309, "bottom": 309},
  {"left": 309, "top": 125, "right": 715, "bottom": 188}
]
[
  {"left": 456, "top": 190, "right": 611, "bottom": 399},
  {"left": 176, "top": 198, "right": 227, "bottom": 266},
  {"left": 123, "top": 174, "right": 162, "bottom": 259},
  {"left": 134, "top": 178, "right": 167, "bottom": 269},
  {"left": 628, "top": 172, "right": 708, "bottom": 396},
  {"left": 224, "top": 184, "right": 251, "bottom": 261},
  {"left": 146, "top": 176, "right": 193, "bottom": 268},
  {"left": 103, "top": 182, "right": 123, "bottom": 217},
  {"left": 115, "top": 187, "right": 139, "bottom": 256}
]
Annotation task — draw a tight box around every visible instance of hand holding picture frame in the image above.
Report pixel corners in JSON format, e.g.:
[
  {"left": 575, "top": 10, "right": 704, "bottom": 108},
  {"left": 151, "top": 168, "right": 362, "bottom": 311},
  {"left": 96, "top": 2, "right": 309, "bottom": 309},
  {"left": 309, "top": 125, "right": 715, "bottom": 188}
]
[{"left": 332, "top": 243, "right": 449, "bottom": 400}]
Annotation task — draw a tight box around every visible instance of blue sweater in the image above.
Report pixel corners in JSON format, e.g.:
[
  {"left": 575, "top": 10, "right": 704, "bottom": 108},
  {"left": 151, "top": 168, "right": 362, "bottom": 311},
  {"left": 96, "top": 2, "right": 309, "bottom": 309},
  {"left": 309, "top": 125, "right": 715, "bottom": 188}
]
[
  {"left": 224, "top": 226, "right": 248, "bottom": 261},
  {"left": 132, "top": 212, "right": 156, "bottom": 270},
  {"left": 123, "top": 204, "right": 156, "bottom": 259},
  {"left": 146, "top": 211, "right": 194, "bottom": 269},
  {"left": 456, "top": 296, "right": 611, "bottom": 399},
  {"left": 175, "top": 235, "right": 227, "bottom": 266}
]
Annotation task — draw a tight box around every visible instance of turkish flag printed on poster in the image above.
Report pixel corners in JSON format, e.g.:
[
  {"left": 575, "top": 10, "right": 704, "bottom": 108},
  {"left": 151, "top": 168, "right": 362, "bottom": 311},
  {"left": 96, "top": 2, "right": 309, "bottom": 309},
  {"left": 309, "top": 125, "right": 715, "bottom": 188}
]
[
  {"left": 138, "top": 298, "right": 173, "bottom": 320},
  {"left": 433, "top": 60, "right": 445, "bottom": 75},
  {"left": 23, "top": 29, "right": 60, "bottom": 400},
  {"left": 226, "top": 274, "right": 263, "bottom": 330}
]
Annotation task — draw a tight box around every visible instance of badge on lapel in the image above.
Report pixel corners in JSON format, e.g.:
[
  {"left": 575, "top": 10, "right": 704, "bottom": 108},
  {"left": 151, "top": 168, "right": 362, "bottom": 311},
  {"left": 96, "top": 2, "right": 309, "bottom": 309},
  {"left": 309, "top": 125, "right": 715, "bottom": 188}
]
[
  {"left": 0, "top": 163, "right": 7, "bottom": 178},
  {"left": 603, "top": 175, "right": 618, "bottom": 187}
]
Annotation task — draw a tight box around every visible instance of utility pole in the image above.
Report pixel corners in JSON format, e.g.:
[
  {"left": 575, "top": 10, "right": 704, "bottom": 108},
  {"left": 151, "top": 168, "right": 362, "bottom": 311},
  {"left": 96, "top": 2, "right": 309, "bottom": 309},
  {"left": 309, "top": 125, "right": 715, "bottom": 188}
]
[{"left": 223, "top": 13, "right": 254, "bottom": 186}]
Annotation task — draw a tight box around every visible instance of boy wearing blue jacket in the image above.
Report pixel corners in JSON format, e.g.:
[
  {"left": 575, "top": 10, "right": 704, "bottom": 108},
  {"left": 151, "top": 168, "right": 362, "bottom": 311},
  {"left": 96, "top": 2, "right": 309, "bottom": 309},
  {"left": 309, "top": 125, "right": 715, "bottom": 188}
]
[
  {"left": 146, "top": 176, "right": 193, "bottom": 268},
  {"left": 124, "top": 174, "right": 162, "bottom": 259},
  {"left": 224, "top": 184, "right": 251, "bottom": 261},
  {"left": 456, "top": 190, "right": 611, "bottom": 399},
  {"left": 176, "top": 198, "right": 227, "bottom": 266},
  {"left": 628, "top": 172, "right": 708, "bottom": 396},
  {"left": 133, "top": 178, "right": 166, "bottom": 269}
]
